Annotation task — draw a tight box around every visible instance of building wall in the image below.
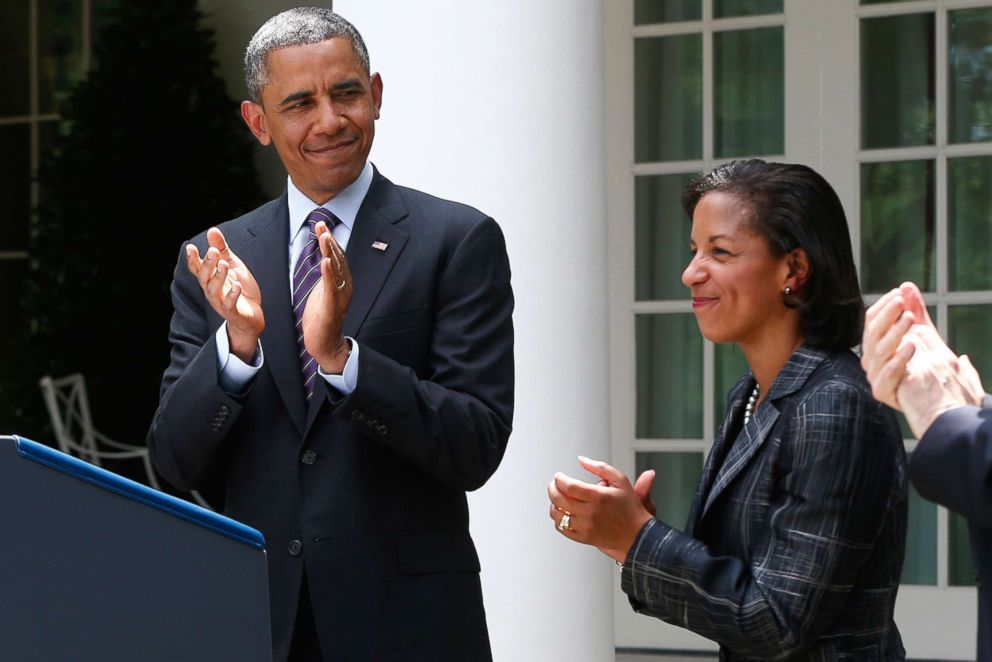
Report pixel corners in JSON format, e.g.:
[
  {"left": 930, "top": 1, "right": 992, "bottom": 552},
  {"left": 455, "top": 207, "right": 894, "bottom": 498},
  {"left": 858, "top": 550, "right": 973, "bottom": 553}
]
[
  {"left": 334, "top": 2, "right": 614, "bottom": 659},
  {"left": 205, "top": 2, "right": 616, "bottom": 659}
]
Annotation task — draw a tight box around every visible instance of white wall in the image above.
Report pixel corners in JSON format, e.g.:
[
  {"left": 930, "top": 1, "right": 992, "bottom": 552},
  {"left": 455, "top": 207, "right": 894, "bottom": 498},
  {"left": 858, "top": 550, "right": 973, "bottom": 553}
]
[{"left": 333, "top": 2, "right": 613, "bottom": 660}]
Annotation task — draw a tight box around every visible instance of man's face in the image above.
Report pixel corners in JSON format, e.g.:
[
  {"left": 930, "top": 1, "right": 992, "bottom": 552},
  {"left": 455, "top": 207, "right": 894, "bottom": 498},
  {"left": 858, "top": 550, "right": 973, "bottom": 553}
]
[{"left": 241, "top": 38, "right": 382, "bottom": 204}]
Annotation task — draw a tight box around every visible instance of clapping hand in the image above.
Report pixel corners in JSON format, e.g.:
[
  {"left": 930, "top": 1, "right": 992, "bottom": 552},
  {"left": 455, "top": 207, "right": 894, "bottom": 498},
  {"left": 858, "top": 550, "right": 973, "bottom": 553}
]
[{"left": 186, "top": 227, "right": 264, "bottom": 362}]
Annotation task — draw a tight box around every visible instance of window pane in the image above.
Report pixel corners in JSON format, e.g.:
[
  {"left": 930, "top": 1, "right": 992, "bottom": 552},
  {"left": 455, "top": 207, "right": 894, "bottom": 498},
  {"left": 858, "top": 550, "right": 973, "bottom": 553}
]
[
  {"left": 949, "top": 8, "right": 992, "bottom": 144},
  {"left": 949, "top": 156, "right": 992, "bottom": 291},
  {"left": 949, "top": 305, "right": 992, "bottom": 381},
  {"left": 38, "top": 0, "right": 85, "bottom": 115},
  {"left": 636, "top": 173, "right": 695, "bottom": 301},
  {"left": 635, "top": 452, "right": 703, "bottom": 530},
  {"left": 860, "top": 160, "right": 935, "bottom": 293},
  {"left": 634, "top": 0, "right": 701, "bottom": 24},
  {"left": 861, "top": 13, "right": 935, "bottom": 149},
  {"left": 902, "top": 452, "right": 937, "bottom": 585},
  {"left": 949, "top": 510, "right": 978, "bottom": 587},
  {"left": 714, "top": 27, "right": 784, "bottom": 158},
  {"left": 636, "top": 313, "right": 703, "bottom": 438},
  {"left": 0, "top": 1, "right": 30, "bottom": 117},
  {"left": 714, "top": 342, "right": 749, "bottom": 433},
  {"left": 0, "top": 124, "right": 31, "bottom": 251},
  {"left": 714, "top": 0, "right": 782, "bottom": 18},
  {"left": 0, "top": 259, "right": 28, "bottom": 379},
  {"left": 635, "top": 34, "right": 703, "bottom": 162},
  {"left": 948, "top": 301, "right": 992, "bottom": 587}
]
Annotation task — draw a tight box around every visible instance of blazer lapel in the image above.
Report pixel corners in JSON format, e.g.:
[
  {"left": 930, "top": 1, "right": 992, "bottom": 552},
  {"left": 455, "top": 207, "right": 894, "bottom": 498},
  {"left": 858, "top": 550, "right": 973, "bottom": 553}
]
[
  {"left": 700, "top": 397, "right": 780, "bottom": 518},
  {"left": 341, "top": 171, "right": 410, "bottom": 338},
  {"left": 243, "top": 193, "right": 308, "bottom": 436},
  {"left": 698, "top": 346, "right": 829, "bottom": 521},
  {"left": 302, "top": 170, "right": 410, "bottom": 435},
  {"left": 686, "top": 376, "right": 750, "bottom": 534}
]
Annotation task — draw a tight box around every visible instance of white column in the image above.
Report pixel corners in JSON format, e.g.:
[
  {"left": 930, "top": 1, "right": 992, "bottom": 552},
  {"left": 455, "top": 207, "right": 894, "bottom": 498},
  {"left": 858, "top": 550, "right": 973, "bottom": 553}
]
[{"left": 335, "top": 2, "right": 613, "bottom": 660}]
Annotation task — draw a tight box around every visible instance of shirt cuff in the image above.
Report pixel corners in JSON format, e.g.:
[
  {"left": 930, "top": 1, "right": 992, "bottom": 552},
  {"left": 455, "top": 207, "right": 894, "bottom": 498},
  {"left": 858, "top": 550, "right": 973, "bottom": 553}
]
[
  {"left": 318, "top": 337, "right": 359, "bottom": 395},
  {"left": 216, "top": 322, "right": 263, "bottom": 394}
]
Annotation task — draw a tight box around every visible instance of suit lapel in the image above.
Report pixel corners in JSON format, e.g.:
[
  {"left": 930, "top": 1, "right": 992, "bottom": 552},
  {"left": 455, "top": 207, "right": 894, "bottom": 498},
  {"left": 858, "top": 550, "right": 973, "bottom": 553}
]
[
  {"left": 697, "top": 346, "right": 829, "bottom": 521},
  {"left": 302, "top": 170, "right": 410, "bottom": 435},
  {"left": 242, "top": 193, "right": 308, "bottom": 436},
  {"left": 700, "top": 396, "right": 780, "bottom": 518},
  {"left": 341, "top": 172, "right": 410, "bottom": 338},
  {"left": 686, "top": 377, "right": 749, "bottom": 534}
]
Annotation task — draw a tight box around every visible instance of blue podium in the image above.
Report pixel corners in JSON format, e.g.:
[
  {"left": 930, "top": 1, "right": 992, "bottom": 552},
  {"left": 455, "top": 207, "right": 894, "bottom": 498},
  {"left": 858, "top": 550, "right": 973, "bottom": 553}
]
[{"left": 0, "top": 435, "right": 272, "bottom": 661}]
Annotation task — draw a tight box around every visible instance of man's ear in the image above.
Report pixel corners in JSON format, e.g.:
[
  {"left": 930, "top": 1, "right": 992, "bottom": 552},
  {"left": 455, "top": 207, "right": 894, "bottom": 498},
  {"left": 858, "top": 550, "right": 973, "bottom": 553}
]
[
  {"left": 370, "top": 72, "right": 383, "bottom": 120},
  {"left": 241, "top": 100, "right": 271, "bottom": 146}
]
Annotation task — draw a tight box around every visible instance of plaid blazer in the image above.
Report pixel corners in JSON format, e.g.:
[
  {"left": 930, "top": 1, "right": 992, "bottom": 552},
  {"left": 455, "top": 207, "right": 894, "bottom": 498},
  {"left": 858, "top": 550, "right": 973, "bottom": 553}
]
[{"left": 622, "top": 347, "right": 907, "bottom": 661}]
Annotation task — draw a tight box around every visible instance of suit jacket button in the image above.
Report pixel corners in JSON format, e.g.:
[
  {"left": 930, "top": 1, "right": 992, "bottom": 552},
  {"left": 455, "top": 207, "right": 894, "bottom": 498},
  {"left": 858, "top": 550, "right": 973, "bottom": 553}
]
[
  {"left": 376, "top": 424, "right": 388, "bottom": 436},
  {"left": 288, "top": 540, "right": 303, "bottom": 556},
  {"left": 301, "top": 450, "right": 318, "bottom": 465},
  {"left": 350, "top": 409, "right": 363, "bottom": 421}
]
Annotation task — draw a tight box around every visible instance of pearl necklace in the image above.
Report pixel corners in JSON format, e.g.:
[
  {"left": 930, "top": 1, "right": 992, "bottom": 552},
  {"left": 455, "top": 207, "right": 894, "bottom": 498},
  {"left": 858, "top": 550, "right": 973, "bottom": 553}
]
[{"left": 744, "top": 384, "right": 760, "bottom": 425}]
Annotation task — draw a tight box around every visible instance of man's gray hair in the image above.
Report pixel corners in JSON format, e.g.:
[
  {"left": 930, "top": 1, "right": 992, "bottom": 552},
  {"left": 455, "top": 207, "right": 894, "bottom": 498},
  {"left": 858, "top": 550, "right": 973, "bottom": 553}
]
[{"left": 244, "top": 7, "right": 370, "bottom": 103}]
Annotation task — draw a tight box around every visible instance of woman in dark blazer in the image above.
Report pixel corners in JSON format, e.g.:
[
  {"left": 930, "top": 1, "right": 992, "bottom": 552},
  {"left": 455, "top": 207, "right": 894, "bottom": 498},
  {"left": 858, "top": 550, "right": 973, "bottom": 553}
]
[{"left": 549, "top": 160, "right": 907, "bottom": 660}]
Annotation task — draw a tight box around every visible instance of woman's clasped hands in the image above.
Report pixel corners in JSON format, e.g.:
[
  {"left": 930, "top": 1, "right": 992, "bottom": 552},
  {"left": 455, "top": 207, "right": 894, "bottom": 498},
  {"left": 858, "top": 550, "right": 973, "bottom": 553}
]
[{"left": 548, "top": 456, "right": 657, "bottom": 564}]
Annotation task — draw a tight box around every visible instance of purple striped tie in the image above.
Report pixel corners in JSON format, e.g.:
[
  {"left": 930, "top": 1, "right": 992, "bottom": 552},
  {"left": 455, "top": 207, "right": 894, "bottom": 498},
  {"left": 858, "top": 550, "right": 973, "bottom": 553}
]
[{"left": 292, "top": 208, "right": 340, "bottom": 398}]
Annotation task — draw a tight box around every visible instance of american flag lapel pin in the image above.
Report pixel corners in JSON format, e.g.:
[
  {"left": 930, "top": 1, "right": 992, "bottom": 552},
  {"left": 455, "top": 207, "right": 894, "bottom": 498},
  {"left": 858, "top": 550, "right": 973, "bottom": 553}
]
[{"left": 371, "top": 241, "right": 388, "bottom": 251}]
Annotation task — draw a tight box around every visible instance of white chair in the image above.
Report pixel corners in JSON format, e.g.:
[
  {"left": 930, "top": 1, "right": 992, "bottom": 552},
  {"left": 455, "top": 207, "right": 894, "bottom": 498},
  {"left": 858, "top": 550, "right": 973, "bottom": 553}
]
[{"left": 38, "top": 373, "right": 211, "bottom": 509}]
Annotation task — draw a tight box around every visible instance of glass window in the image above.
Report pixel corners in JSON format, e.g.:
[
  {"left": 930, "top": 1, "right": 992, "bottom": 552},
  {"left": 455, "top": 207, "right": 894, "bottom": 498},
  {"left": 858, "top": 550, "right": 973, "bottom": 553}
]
[
  {"left": 949, "top": 156, "right": 992, "bottom": 291},
  {"left": 636, "top": 313, "right": 703, "bottom": 439},
  {"left": 635, "top": 173, "right": 696, "bottom": 301},
  {"left": 38, "top": 0, "right": 86, "bottom": 114},
  {"left": 860, "top": 13, "right": 935, "bottom": 149},
  {"left": 714, "top": 27, "right": 784, "bottom": 157},
  {"left": 948, "top": 7, "right": 992, "bottom": 144},
  {"left": 0, "top": 125, "right": 31, "bottom": 251},
  {"left": 860, "top": 159, "right": 935, "bottom": 292},
  {"left": 635, "top": 0, "right": 701, "bottom": 24},
  {"left": 902, "top": 453, "right": 938, "bottom": 585},
  {"left": 0, "top": 2, "right": 31, "bottom": 117},
  {"left": 0, "top": 260, "right": 28, "bottom": 366},
  {"left": 635, "top": 452, "right": 704, "bottom": 530},
  {"left": 949, "top": 304, "right": 992, "bottom": 385},
  {"left": 714, "top": 342, "right": 748, "bottom": 432},
  {"left": 949, "top": 511, "right": 978, "bottom": 587},
  {"left": 714, "top": 0, "right": 782, "bottom": 19},
  {"left": 946, "top": 304, "right": 990, "bottom": 586},
  {"left": 635, "top": 34, "right": 703, "bottom": 162}
]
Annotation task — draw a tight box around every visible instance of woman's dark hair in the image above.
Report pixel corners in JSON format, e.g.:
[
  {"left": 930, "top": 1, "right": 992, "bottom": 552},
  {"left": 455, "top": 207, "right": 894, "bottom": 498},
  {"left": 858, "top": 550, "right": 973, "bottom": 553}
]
[{"left": 682, "top": 159, "right": 865, "bottom": 350}]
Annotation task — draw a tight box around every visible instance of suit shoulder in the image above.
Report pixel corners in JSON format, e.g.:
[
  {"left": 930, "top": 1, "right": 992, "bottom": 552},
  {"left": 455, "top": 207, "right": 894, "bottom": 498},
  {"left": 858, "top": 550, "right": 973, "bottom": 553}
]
[
  {"left": 185, "top": 196, "right": 285, "bottom": 246},
  {"left": 393, "top": 184, "right": 494, "bottom": 230},
  {"left": 807, "top": 349, "right": 873, "bottom": 395}
]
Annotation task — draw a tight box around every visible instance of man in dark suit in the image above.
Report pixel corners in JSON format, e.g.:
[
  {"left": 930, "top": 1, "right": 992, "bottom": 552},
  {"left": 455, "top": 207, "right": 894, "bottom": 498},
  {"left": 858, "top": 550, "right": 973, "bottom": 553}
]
[
  {"left": 862, "top": 281, "right": 990, "bottom": 661},
  {"left": 147, "top": 8, "right": 513, "bottom": 661}
]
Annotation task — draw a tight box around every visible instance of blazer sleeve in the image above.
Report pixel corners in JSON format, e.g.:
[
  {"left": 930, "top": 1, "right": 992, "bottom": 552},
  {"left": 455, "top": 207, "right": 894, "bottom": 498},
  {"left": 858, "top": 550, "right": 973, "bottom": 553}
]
[
  {"left": 621, "top": 382, "right": 905, "bottom": 658},
  {"left": 910, "top": 404, "right": 992, "bottom": 527},
  {"left": 332, "top": 216, "right": 514, "bottom": 492},
  {"left": 146, "top": 246, "right": 246, "bottom": 492}
]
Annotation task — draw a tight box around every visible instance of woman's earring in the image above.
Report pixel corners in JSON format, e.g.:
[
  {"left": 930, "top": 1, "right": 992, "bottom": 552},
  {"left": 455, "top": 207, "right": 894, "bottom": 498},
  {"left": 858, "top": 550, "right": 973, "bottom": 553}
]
[{"left": 784, "top": 286, "right": 793, "bottom": 296}]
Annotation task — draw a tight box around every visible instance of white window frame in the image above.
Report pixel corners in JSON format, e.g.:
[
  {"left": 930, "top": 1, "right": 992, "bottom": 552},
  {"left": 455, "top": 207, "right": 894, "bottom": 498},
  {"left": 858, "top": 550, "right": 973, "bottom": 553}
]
[{"left": 606, "top": 0, "right": 989, "bottom": 657}]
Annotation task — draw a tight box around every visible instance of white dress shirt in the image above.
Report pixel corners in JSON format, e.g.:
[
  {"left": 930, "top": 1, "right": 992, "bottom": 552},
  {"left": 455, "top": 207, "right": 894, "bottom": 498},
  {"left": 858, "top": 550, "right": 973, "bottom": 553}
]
[{"left": 215, "top": 161, "right": 374, "bottom": 395}]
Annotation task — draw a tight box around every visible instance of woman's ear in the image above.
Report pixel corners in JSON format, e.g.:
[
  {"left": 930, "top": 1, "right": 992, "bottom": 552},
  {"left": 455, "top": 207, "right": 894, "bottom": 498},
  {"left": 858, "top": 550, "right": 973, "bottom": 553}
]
[{"left": 787, "top": 248, "right": 811, "bottom": 289}]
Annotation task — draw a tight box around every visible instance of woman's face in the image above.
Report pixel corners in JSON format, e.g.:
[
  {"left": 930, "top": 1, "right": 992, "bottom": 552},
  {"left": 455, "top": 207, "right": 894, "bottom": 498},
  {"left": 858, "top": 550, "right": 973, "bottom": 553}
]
[{"left": 681, "top": 191, "right": 795, "bottom": 347}]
